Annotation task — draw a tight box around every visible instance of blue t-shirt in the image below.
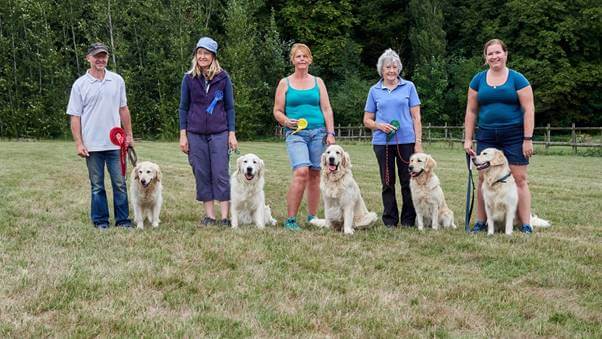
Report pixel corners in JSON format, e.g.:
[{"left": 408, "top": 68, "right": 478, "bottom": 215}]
[
  {"left": 364, "top": 78, "right": 421, "bottom": 145},
  {"left": 469, "top": 69, "right": 530, "bottom": 128}
]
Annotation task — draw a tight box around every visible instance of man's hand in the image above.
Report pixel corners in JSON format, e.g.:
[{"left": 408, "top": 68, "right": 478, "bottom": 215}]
[{"left": 76, "top": 143, "right": 89, "bottom": 157}]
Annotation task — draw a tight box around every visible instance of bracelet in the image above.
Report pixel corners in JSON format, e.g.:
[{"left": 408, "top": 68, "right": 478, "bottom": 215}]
[
  {"left": 327, "top": 130, "right": 336, "bottom": 136},
  {"left": 523, "top": 136, "right": 533, "bottom": 141},
  {"left": 415, "top": 138, "right": 422, "bottom": 143}
]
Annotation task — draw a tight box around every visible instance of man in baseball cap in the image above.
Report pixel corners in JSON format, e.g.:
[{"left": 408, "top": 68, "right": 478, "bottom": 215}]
[
  {"left": 87, "top": 42, "right": 110, "bottom": 56},
  {"left": 67, "top": 42, "right": 135, "bottom": 230}
]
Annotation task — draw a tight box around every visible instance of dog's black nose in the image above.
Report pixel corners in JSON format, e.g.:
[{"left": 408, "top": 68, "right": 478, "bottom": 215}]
[
  {"left": 328, "top": 157, "right": 335, "bottom": 165},
  {"left": 408, "top": 165, "right": 414, "bottom": 171},
  {"left": 140, "top": 179, "right": 146, "bottom": 185},
  {"left": 245, "top": 167, "right": 253, "bottom": 174}
]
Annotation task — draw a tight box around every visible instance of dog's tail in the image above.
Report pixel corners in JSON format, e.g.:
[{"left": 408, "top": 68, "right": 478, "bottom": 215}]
[
  {"left": 531, "top": 214, "right": 551, "bottom": 228},
  {"left": 355, "top": 211, "right": 378, "bottom": 229}
]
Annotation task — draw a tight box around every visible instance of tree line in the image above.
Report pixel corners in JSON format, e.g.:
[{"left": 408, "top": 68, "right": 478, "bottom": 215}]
[{"left": 0, "top": 0, "right": 600, "bottom": 139}]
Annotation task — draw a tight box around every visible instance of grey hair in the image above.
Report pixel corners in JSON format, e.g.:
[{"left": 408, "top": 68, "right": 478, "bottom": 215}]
[{"left": 376, "top": 49, "right": 403, "bottom": 77}]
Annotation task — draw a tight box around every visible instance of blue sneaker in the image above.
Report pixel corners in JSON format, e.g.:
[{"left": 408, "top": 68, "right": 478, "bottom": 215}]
[
  {"left": 472, "top": 221, "right": 487, "bottom": 233},
  {"left": 307, "top": 215, "right": 316, "bottom": 223},
  {"left": 284, "top": 217, "right": 301, "bottom": 231},
  {"left": 520, "top": 224, "right": 533, "bottom": 234}
]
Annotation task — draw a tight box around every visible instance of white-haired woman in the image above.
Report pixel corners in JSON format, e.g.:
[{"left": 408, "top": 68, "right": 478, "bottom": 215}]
[{"left": 362, "top": 49, "right": 423, "bottom": 228}]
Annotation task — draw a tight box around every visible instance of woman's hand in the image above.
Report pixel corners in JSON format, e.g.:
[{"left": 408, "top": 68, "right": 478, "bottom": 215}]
[
  {"left": 523, "top": 140, "right": 533, "bottom": 158},
  {"left": 326, "top": 134, "right": 335, "bottom": 145},
  {"left": 228, "top": 132, "right": 238, "bottom": 151},
  {"left": 377, "top": 122, "right": 397, "bottom": 134},
  {"left": 414, "top": 142, "right": 423, "bottom": 153},
  {"left": 179, "top": 133, "right": 189, "bottom": 154},
  {"left": 284, "top": 118, "right": 298, "bottom": 129},
  {"left": 464, "top": 139, "right": 476, "bottom": 157}
]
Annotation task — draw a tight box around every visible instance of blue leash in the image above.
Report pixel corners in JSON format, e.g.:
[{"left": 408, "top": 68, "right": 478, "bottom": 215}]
[{"left": 464, "top": 153, "right": 475, "bottom": 233}]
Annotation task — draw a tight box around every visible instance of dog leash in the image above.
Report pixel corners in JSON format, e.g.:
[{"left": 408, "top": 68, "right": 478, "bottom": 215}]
[
  {"left": 110, "top": 127, "right": 137, "bottom": 176},
  {"left": 464, "top": 153, "right": 475, "bottom": 233},
  {"left": 384, "top": 124, "right": 410, "bottom": 186}
]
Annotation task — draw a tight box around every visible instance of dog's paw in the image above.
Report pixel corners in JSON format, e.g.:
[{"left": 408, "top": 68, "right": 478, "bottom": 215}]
[
  {"left": 344, "top": 228, "right": 355, "bottom": 235},
  {"left": 309, "top": 218, "right": 328, "bottom": 228}
]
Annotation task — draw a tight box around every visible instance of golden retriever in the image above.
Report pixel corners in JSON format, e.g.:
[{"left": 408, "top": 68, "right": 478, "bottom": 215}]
[
  {"left": 474, "top": 148, "right": 550, "bottom": 235},
  {"left": 130, "top": 161, "right": 163, "bottom": 229},
  {"left": 311, "top": 145, "right": 378, "bottom": 234},
  {"left": 409, "top": 153, "right": 456, "bottom": 231},
  {"left": 230, "top": 153, "right": 276, "bottom": 229}
]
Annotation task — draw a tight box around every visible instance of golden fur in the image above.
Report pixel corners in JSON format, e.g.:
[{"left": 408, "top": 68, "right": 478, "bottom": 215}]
[
  {"left": 310, "top": 145, "right": 377, "bottom": 234},
  {"left": 408, "top": 153, "right": 456, "bottom": 231},
  {"left": 130, "top": 161, "right": 163, "bottom": 229},
  {"left": 230, "top": 154, "right": 276, "bottom": 229}
]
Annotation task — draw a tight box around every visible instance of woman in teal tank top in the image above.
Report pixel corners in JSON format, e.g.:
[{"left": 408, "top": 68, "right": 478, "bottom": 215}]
[{"left": 273, "top": 43, "right": 336, "bottom": 231}]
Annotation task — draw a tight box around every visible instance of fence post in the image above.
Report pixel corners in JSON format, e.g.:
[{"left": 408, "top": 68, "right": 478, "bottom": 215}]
[
  {"left": 545, "top": 123, "right": 550, "bottom": 149},
  {"left": 427, "top": 123, "right": 431, "bottom": 146},
  {"left": 337, "top": 124, "right": 341, "bottom": 138},
  {"left": 571, "top": 123, "right": 577, "bottom": 154}
]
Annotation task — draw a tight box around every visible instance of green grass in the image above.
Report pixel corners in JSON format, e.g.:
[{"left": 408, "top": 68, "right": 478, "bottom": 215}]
[{"left": 0, "top": 140, "right": 600, "bottom": 337}]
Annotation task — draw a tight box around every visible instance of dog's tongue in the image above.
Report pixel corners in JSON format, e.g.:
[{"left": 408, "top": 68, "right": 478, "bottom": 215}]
[
  {"left": 410, "top": 171, "right": 418, "bottom": 177},
  {"left": 328, "top": 164, "right": 338, "bottom": 172},
  {"left": 245, "top": 173, "right": 254, "bottom": 180}
]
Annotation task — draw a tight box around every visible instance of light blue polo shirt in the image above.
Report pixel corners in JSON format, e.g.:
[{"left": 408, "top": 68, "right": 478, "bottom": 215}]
[
  {"left": 364, "top": 77, "right": 421, "bottom": 145},
  {"left": 67, "top": 69, "right": 127, "bottom": 151}
]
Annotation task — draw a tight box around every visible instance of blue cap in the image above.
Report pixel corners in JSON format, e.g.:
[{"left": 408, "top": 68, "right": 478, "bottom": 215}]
[{"left": 196, "top": 37, "right": 218, "bottom": 54}]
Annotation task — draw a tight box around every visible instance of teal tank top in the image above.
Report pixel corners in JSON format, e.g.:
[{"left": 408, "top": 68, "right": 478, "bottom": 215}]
[{"left": 284, "top": 76, "right": 325, "bottom": 129}]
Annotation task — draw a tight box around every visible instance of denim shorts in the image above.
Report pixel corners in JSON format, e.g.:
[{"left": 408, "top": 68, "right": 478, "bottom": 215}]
[
  {"left": 285, "top": 127, "right": 326, "bottom": 170},
  {"left": 476, "top": 124, "right": 528, "bottom": 165}
]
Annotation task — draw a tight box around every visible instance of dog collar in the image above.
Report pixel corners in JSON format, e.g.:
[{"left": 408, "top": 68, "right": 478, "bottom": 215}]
[{"left": 493, "top": 172, "right": 513, "bottom": 185}]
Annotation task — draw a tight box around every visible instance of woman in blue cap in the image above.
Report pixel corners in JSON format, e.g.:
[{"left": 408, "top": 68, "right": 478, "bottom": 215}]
[{"left": 178, "top": 37, "right": 238, "bottom": 227}]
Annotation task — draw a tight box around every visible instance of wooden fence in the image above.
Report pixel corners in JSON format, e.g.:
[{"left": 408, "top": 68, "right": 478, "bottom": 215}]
[{"left": 275, "top": 123, "right": 602, "bottom": 153}]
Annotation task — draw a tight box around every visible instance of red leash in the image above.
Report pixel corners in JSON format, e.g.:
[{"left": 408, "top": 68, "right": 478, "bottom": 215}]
[
  {"left": 110, "top": 127, "right": 129, "bottom": 176},
  {"left": 384, "top": 133, "right": 410, "bottom": 186}
]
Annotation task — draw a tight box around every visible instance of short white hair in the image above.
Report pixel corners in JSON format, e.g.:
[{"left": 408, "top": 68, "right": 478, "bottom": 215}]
[{"left": 376, "top": 49, "right": 403, "bottom": 77}]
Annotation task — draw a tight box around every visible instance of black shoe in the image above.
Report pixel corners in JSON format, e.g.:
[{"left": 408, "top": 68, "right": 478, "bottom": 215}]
[
  {"left": 199, "top": 217, "right": 216, "bottom": 226},
  {"left": 220, "top": 219, "right": 231, "bottom": 227},
  {"left": 385, "top": 224, "right": 397, "bottom": 229}
]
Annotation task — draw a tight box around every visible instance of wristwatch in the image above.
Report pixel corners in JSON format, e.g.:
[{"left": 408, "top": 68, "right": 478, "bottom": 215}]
[
  {"left": 523, "top": 136, "right": 533, "bottom": 141},
  {"left": 327, "top": 130, "right": 336, "bottom": 136}
]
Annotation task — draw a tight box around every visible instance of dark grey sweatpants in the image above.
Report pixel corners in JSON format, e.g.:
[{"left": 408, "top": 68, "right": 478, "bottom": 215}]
[{"left": 187, "top": 131, "right": 230, "bottom": 202}]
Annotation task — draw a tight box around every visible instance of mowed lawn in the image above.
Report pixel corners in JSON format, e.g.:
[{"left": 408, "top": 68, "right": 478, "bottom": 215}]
[{"left": 0, "top": 140, "right": 600, "bottom": 337}]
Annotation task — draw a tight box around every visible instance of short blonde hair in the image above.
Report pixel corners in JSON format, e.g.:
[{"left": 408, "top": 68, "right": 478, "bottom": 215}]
[
  {"left": 188, "top": 50, "right": 222, "bottom": 80},
  {"left": 289, "top": 43, "right": 313, "bottom": 64}
]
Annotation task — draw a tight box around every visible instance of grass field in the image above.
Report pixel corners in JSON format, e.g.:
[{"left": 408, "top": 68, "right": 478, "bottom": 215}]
[{"left": 0, "top": 140, "right": 600, "bottom": 337}]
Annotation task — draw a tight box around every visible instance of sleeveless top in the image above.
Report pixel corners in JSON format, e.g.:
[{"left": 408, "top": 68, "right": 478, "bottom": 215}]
[{"left": 284, "top": 76, "right": 325, "bottom": 129}]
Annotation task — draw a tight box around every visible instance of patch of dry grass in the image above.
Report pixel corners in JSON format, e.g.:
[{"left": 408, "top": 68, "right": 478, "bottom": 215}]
[{"left": 0, "top": 140, "right": 600, "bottom": 337}]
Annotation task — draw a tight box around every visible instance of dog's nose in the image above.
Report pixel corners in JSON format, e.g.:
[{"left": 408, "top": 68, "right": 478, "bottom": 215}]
[
  {"left": 408, "top": 165, "right": 414, "bottom": 171},
  {"left": 245, "top": 167, "right": 253, "bottom": 174},
  {"left": 140, "top": 179, "right": 146, "bottom": 185},
  {"left": 328, "top": 157, "right": 335, "bottom": 164}
]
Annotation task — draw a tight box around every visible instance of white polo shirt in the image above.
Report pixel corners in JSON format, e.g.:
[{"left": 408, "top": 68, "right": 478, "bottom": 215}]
[{"left": 66, "top": 69, "right": 127, "bottom": 151}]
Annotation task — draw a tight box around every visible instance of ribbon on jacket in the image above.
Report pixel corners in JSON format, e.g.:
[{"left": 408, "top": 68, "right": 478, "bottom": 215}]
[{"left": 206, "top": 90, "right": 224, "bottom": 115}]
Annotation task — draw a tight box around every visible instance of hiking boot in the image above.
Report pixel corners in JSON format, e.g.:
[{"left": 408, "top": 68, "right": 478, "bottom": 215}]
[
  {"left": 220, "top": 218, "right": 231, "bottom": 227},
  {"left": 520, "top": 224, "right": 533, "bottom": 234},
  {"left": 199, "top": 217, "right": 216, "bottom": 226},
  {"left": 472, "top": 221, "right": 487, "bottom": 233},
  {"left": 284, "top": 217, "right": 301, "bottom": 231}
]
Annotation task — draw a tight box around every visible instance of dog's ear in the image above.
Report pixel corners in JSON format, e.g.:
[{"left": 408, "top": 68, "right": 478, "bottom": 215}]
[
  {"left": 236, "top": 156, "right": 244, "bottom": 174},
  {"left": 426, "top": 155, "right": 437, "bottom": 172},
  {"left": 321, "top": 151, "right": 328, "bottom": 168},
  {"left": 258, "top": 157, "right": 264, "bottom": 177},
  {"left": 155, "top": 164, "right": 162, "bottom": 182},
  {"left": 491, "top": 150, "right": 506, "bottom": 166},
  {"left": 133, "top": 165, "right": 140, "bottom": 180},
  {"left": 342, "top": 151, "right": 351, "bottom": 170}
]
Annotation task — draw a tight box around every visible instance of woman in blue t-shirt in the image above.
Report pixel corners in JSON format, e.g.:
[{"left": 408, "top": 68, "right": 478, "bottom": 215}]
[
  {"left": 363, "top": 49, "right": 423, "bottom": 228},
  {"left": 463, "top": 39, "right": 536, "bottom": 234},
  {"left": 273, "top": 43, "right": 336, "bottom": 231}
]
